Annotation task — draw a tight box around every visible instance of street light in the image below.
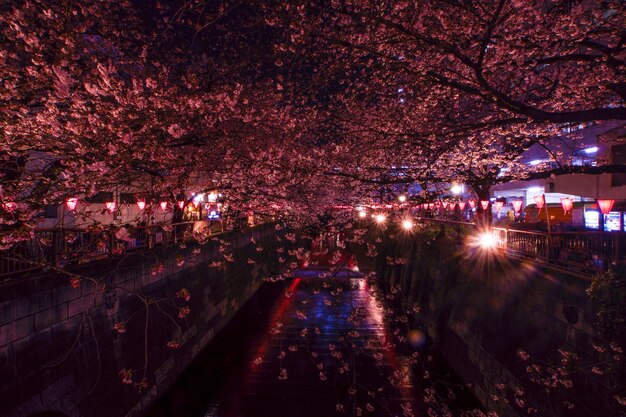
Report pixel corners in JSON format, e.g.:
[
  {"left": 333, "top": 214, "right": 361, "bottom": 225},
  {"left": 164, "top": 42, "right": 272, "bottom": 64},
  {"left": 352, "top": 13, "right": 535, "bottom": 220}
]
[
  {"left": 374, "top": 213, "right": 386, "bottom": 224},
  {"left": 402, "top": 219, "right": 414, "bottom": 230},
  {"left": 450, "top": 183, "right": 463, "bottom": 195},
  {"left": 478, "top": 232, "right": 497, "bottom": 249}
]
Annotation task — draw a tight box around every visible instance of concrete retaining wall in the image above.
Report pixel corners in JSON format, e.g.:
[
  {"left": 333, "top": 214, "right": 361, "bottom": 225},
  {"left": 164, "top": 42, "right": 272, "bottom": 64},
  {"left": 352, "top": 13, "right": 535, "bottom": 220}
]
[
  {"left": 0, "top": 223, "right": 283, "bottom": 417},
  {"left": 372, "top": 224, "right": 619, "bottom": 417}
]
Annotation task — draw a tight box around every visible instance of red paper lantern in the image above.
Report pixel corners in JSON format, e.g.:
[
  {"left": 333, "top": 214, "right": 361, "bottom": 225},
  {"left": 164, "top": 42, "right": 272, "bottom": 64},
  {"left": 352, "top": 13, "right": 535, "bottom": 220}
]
[
  {"left": 533, "top": 195, "right": 545, "bottom": 210},
  {"left": 160, "top": 201, "right": 167, "bottom": 211},
  {"left": 597, "top": 199, "right": 615, "bottom": 215},
  {"left": 480, "top": 200, "right": 490, "bottom": 210},
  {"left": 105, "top": 201, "right": 116, "bottom": 212},
  {"left": 428, "top": 203, "right": 434, "bottom": 210},
  {"left": 136, "top": 201, "right": 146, "bottom": 210},
  {"left": 560, "top": 197, "right": 573, "bottom": 213},
  {"left": 494, "top": 201, "right": 504, "bottom": 213},
  {"left": 65, "top": 198, "right": 78, "bottom": 211},
  {"left": 458, "top": 201, "right": 466, "bottom": 210},
  {"left": 468, "top": 200, "right": 476, "bottom": 209},
  {"left": 441, "top": 201, "right": 448, "bottom": 210},
  {"left": 512, "top": 199, "right": 523, "bottom": 213}
]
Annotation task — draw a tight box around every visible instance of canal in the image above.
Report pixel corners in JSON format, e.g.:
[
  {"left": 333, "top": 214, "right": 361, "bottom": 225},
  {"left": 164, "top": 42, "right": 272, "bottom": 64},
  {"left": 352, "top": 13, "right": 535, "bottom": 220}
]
[{"left": 147, "top": 249, "right": 478, "bottom": 417}]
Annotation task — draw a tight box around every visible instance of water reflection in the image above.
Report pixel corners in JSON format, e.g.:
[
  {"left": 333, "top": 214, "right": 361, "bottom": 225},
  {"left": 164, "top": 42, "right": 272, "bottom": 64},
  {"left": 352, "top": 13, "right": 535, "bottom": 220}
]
[{"left": 148, "top": 248, "right": 459, "bottom": 417}]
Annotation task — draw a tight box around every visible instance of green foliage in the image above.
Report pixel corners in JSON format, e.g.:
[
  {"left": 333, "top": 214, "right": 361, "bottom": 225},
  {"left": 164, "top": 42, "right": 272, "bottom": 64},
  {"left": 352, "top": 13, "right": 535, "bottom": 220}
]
[{"left": 587, "top": 266, "right": 626, "bottom": 345}]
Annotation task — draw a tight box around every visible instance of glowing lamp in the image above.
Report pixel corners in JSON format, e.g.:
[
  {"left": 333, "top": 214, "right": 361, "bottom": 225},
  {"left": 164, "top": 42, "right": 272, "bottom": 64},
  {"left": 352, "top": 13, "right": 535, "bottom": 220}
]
[
  {"left": 160, "top": 201, "right": 167, "bottom": 211},
  {"left": 358, "top": 211, "right": 367, "bottom": 218},
  {"left": 597, "top": 199, "right": 615, "bottom": 215},
  {"left": 402, "top": 219, "right": 414, "bottom": 230},
  {"left": 468, "top": 200, "right": 476, "bottom": 209},
  {"left": 533, "top": 195, "right": 545, "bottom": 210},
  {"left": 374, "top": 213, "right": 386, "bottom": 224},
  {"left": 480, "top": 200, "right": 490, "bottom": 210},
  {"left": 105, "top": 202, "right": 116, "bottom": 212},
  {"left": 136, "top": 201, "right": 146, "bottom": 210},
  {"left": 478, "top": 232, "right": 497, "bottom": 249},
  {"left": 512, "top": 199, "right": 523, "bottom": 213},
  {"left": 428, "top": 203, "right": 434, "bottom": 210},
  {"left": 494, "top": 201, "right": 504, "bottom": 213},
  {"left": 398, "top": 195, "right": 407, "bottom": 203},
  {"left": 560, "top": 197, "right": 573, "bottom": 213},
  {"left": 450, "top": 184, "right": 463, "bottom": 195},
  {"left": 458, "top": 201, "right": 466, "bottom": 210},
  {"left": 441, "top": 201, "right": 448, "bottom": 210},
  {"left": 65, "top": 198, "right": 78, "bottom": 211},
  {"left": 178, "top": 201, "right": 185, "bottom": 209}
]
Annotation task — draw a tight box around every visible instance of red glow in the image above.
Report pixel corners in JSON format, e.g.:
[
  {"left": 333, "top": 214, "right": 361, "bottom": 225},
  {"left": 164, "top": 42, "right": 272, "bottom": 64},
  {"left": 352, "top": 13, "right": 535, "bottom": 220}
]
[
  {"left": 533, "top": 195, "right": 545, "bottom": 209},
  {"left": 597, "top": 199, "right": 615, "bottom": 215},
  {"left": 105, "top": 201, "right": 116, "bottom": 212},
  {"left": 136, "top": 201, "right": 146, "bottom": 210},
  {"left": 468, "top": 199, "right": 476, "bottom": 209},
  {"left": 494, "top": 201, "right": 504, "bottom": 213},
  {"left": 458, "top": 201, "right": 466, "bottom": 210},
  {"left": 65, "top": 198, "right": 78, "bottom": 211},
  {"left": 512, "top": 199, "right": 523, "bottom": 213},
  {"left": 480, "top": 200, "right": 489, "bottom": 210},
  {"left": 560, "top": 197, "right": 573, "bottom": 213}
]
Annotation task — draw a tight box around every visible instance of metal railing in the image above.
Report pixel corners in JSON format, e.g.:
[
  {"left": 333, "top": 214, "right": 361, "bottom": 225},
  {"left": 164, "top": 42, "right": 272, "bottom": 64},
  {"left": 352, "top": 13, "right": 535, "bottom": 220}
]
[
  {"left": 492, "top": 227, "right": 624, "bottom": 273},
  {"left": 416, "top": 218, "right": 625, "bottom": 274},
  {"left": 0, "top": 217, "right": 253, "bottom": 278}
]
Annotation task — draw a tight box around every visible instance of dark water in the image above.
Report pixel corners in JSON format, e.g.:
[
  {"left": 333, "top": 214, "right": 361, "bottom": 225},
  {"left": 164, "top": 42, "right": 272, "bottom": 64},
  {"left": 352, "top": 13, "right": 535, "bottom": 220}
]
[{"left": 147, "top": 265, "right": 476, "bottom": 417}]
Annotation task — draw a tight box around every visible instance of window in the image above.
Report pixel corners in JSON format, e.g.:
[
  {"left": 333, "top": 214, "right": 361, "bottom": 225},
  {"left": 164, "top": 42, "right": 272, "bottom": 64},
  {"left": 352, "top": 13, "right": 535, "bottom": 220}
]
[
  {"left": 85, "top": 192, "right": 114, "bottom": 203},
  {"left": 44, "top": 205, "right": 58, "bottom": 218},
  {"left": 119, "top": 193, "right": 136, "bottom": 204},
  {"left": 611, "top": 144, "right": 626, "bottom": 186}
]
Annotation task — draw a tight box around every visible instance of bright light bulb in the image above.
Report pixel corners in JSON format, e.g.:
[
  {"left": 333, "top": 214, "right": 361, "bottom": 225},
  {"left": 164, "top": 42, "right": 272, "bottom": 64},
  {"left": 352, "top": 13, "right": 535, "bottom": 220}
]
[
  {"left": 375, "top": 214, "right": 386, "bottom": 224},
  {"left": 450, "top": 184, "right": 463, "bottom": 195},
  {"left": 358, "top": 211, "right": 367, "bottom": 218},
  {"left": 478, "top": 232, "right": 497, "bottom": 249},
  {"left": 398, "top": 195, "right": 407, "bottom": 203},
  {"left": 402, "top": 219, "right": 413, "bottom": 230}
]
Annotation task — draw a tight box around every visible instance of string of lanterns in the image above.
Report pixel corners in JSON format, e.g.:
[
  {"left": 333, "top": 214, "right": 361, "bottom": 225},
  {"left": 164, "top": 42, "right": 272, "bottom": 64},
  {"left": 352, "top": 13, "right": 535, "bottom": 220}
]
[
  {"left": 63, "top": 198, "right": 194, "bottom": 213},
  {"left": 367, "top": 197, "right": 618, "bottom": 219}
]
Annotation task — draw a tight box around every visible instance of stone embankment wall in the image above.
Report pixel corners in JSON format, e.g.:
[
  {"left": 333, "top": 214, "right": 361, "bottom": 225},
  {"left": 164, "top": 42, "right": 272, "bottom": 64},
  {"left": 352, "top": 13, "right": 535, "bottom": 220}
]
[
  {"left": 371, "top": 224, "right": 618, "bottom": 417},
  {"left": 1, "top": 223, "right": 283, "bottom": 417}
]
